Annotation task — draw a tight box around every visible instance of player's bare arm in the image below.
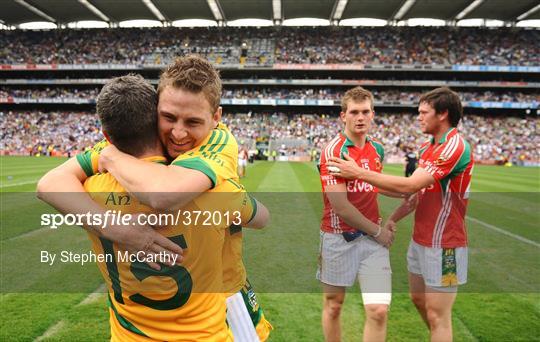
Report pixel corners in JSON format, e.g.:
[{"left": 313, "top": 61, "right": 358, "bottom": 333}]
[
  {"left": 36, "top": 157, "right": 184, "bottom": 270},
  {"left": 99, "top": 144, "right": 212, "bottom": 211},
  {"left": 327, "top": 153, "right": 435, "bottom": 194},
  {"left": 244, "top": 197, "right": 270, "bottom": 229},
  {"left": 325, "top": 182, "right": 394, "bottom": 247},
  {"left": 384, "top": 192, "right": 419, "bottom": 234}
]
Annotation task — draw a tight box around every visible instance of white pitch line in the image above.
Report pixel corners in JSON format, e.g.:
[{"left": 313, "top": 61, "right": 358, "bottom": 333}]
[
  {"left": 33, "top": 284, "right": 107, "bottom": 341},
  {"left": 467, "top": 216, "right": 540, "bottom": 248},
  {"left": 34, "top": 320, "right": 66, "bottom": 342},
  {"left": 0, "top": 180, "right": 38, "bottom": 188},
  {"left": 77, "top": 283, "right": 107, "bottom": 306},
  {"left": 454, "top": 314, "right": 479, "bottom": 342}
]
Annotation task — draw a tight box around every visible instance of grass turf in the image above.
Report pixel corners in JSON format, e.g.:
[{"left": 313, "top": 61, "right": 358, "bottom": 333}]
[{"left": 0, "top": 156, "right": 539, "bottom": 341}]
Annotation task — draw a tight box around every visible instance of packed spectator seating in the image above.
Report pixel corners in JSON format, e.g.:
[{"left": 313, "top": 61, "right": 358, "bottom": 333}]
[
  {"left": 0, "top": 111, "right": 101, "bottom": 156},
  {"left": 2, "top": 110, "right": 537, "bottom": 165},
  {"left": 1, "top": 27, "right": 538, "bottom": 66},
  {"left": 0, "top": 87, "right": 100, "bottom": 99},
  {"left": 2, "top": 87, "right": 538, "bottom": 104}
]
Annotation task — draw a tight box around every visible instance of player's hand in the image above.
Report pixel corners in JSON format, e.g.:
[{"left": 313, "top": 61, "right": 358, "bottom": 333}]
[
  {"left": 327, "top": 153, "right": 363, "bottom": 179},
  {"left": 104, "top": 215, "right": 184, "bottom": 271},
  {"left": 403, "top": 193, "right": 418, "bottom": 211},
  {"left": 98, "top": 145, "right": 120, "bottom": 173},
  {"left": 384, "top": 219, "right": 397, "bottom": 234},
  {"left": 374, "top": 226, "right": 394, "bottom": 248}
]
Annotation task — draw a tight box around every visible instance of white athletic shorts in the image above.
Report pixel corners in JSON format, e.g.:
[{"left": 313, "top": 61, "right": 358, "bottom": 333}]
[
  {"left": 238, "top": 158, "right": 248, "bottom": 167},
  {"left": 407, "top": 239, "right": 468, "bottom": 291},
  {"left": 317, "top": 232, "right": 392, "bottom": 305},
  {"left": 226, "top": 291, "right": 260, "bottom": 342}
]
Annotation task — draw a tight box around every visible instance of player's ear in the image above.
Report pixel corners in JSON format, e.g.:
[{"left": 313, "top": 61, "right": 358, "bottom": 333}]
[
  {"left": 102, "top": 131, "right": 112, "bottom": 143},
  {"left": 437, "top": 110, "right": 449, "bottom": 123},
  {"left": 339, "top": 111, "right": 346, "bottom": 123},
  {"left": 213, "top": 106, "right": 222, "bottom": 125}
]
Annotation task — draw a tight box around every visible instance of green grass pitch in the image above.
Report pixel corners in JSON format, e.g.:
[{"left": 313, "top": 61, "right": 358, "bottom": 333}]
[{"left": 1, "top": 156, "right": 539, "bottom": 341}]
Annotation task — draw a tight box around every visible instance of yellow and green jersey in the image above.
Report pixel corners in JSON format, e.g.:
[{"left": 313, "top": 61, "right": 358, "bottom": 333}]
[
  {"left": 77, "top": 123, "right": 252, "bottom": 295},
  {"left": 83, "top": 155, "right": 251, "bottom": 341},
  {"left": 171, "top": 123, "right": 252, "bottom": 294},
  {"left": 171, "top": 122, "right": 239, "bottom": 189}
]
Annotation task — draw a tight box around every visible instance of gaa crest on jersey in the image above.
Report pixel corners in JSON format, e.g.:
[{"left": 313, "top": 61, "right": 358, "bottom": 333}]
[{"left": 375, "top": 158, "right": 382, "bottom": 171}]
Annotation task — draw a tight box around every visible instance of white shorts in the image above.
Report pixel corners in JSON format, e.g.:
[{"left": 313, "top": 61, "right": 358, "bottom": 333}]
[
  {"left": 407, "top": 239, "right": 468, "bottom": 290},
  {"left": 226, "top": 291, "right": 260, "bottom": 342},
  {"left": 317, "top": 232, "right": 392, "bottom": 305},
  {"left": 238, "top": 158, "right": 247, "bottom": 167}
]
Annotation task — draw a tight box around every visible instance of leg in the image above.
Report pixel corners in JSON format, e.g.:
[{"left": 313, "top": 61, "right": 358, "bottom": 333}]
[
  {"left": 322, "top": 284, "right": 346, "bottom": 342},
  {"left": 363, "top": 304, "right": 388, "bottom": 342},
  {"left": 424, "top": 289, "right": 457, "bottom": 342},
  {"left": 358, "top": 240, "right": 392, "bottom": 342},
  {"left": 408, "top": 272, "right": 429, "bottom": 327}
]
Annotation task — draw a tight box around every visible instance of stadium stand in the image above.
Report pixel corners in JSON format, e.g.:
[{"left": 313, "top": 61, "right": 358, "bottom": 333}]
[
  {"left": 1, "top": 27, "right": 538, "bottom": 66},
  {"left": 1, "top": 26, "right": 538, "bottom": 166},
  {"left": 2, "top": 110, "right": 538, "bottom": 166}
]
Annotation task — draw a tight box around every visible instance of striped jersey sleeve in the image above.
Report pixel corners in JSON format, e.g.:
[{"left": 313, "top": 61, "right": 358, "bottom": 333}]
[
  {"left": 423, "top": 135, "right": 469, "bottom": 181},
  {"left": 171, "top": 123, "right": 238, "bottom": 189},
  {"left": 319, "top": 136, "right": 346, "bottom": 188},
  {"left": 76, "top": 139, "right": 110, "bottom": 177}
]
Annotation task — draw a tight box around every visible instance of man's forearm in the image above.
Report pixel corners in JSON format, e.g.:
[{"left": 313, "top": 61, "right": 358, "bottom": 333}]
[
  {"left": 388, "top": 202, "right": 414, "bottom": 224},
  {"left": 361, "top": 171, "right": 418, "bottom": 194},
  {"left": 37, "top": 172, "right": 112, "bottom": 237},
  {"left": 333, "top": 203, "right": 380, "bottom": 236},
  {"left": 103, "top": 152, "right": 210, "bottom": 211}
]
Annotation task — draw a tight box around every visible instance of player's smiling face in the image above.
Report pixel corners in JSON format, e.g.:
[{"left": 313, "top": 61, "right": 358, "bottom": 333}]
[
  {"left": 158, "top": 85, "right": 221, "bottom": 158},
  {"left": 340, "top": 99, "right": 373, "bottom": 137}
]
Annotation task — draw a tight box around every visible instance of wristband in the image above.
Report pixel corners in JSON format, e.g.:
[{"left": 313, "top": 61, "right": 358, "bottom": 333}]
[{"left": 372, "top": 226, "right": 382, "bottom": 238}]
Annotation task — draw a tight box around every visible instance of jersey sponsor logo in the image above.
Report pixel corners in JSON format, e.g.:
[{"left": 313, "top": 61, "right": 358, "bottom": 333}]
[
  {"left": 346, "top": 179, "right": 374, "bottom": 192},
  {"left": 201, "top": 151, "right": 225, "bottom": 167}
]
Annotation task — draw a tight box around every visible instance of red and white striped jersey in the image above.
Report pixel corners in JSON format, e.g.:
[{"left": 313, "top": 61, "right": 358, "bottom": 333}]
[
  {"left": 319, "top": 133, "right": 384, "bottom": 234},
  {"left": 414, "top": 128, "right": 474, "bottom": 248}
]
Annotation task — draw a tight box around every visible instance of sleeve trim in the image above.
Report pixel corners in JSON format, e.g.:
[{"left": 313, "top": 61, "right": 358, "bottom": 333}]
[
  {"left": 172, "top": 157, "right": 217, "bottom": 188},
  {"left": 76, "top": 152, "right": 94, "bottom": 177},
  {"left": 247, "top": 194, "right": 258, "bottom": 224}
]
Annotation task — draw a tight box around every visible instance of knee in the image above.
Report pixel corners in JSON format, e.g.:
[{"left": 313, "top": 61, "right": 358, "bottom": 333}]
[
  {"left": 425, "top": 307, "right": 444, "bottom": 329},
  {"left": 365, "top": 305, "right": 388, "bottom": 325},
  {"left": 324, "top": 295, "right": 344, "bottom": 320}
]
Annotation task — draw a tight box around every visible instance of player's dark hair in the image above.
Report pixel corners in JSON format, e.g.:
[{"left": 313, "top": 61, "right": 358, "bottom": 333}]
[
  {"left": 157, "top": 55, "right": 222, "bottom": 113},
  {"left": 96, "top": 74, "right": 158, "bottom": 156},
  {"left": 419, "top": 87, "right": 463, "bottom": 127}
]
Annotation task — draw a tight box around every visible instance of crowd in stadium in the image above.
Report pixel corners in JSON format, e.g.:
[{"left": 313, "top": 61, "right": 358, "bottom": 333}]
[
  {"left": 2, "top": 87, "right": 538, "bottom": 104},
  {"left": 1, "top": 111, "right": 101, "bottom": 156},
  {"left": 2, "top": 110, "right": 537, "bottom": 165},
  {"left": 0, "top": 87, "right": 99, "bottom": 99},
  {"left": 1, "top": 26, "right": 538, "bottom": 66}
]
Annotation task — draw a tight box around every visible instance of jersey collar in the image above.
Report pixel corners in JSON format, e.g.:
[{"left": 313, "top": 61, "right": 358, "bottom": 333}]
[
  {"left": 431, "top": 127, "right": 457, "bottom": 144},
  {"left": 141, "top": 155, "right": 167, "bottom": 164},
  {"left": 341, "top": 131, "right": 371, "bottom": 148}
]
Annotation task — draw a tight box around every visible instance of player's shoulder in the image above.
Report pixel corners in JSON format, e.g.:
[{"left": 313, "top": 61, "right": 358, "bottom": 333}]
[
  {"left": 202, "top": 123, "right": 237, "bottom": 154},
  {"left": 439, "top": 129, "right": 466, "bottom": 158},
  {"left": 84, "top": 172, "right": 120, "bottom": 192},
  {"left": 420, "top": 139, "right": 431, "bottom": 149},
  {"left": 322, "top": 134, "right": 346, "bottom": 159},
  {"left": 367, "top": 136, "right": 385, "bottom": 160}
]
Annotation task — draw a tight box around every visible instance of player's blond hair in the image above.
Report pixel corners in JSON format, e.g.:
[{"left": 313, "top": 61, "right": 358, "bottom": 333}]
[
  {"left": 157, "top": 55, "right": 222, "bottom": 113},
  {"left": 341, "top": 86, "right": 375, "bottom": 112}
]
